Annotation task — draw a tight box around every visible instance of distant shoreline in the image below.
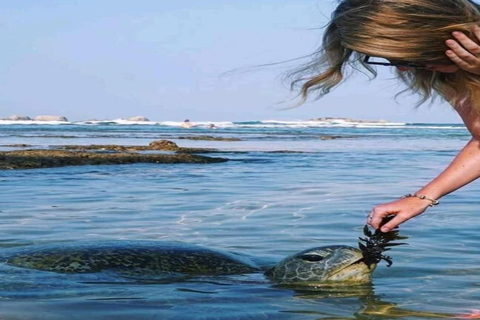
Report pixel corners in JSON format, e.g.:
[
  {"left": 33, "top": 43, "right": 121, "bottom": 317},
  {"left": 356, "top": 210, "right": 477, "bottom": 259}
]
[
  {"left": 0, "top": 115, "right": 463, "bottom": 125},
  {"left": 2, "top": 115, "right": 391, "bottom": 123},
  {"left": 0, "top": 115, "right": 400, "bottom": 124}
]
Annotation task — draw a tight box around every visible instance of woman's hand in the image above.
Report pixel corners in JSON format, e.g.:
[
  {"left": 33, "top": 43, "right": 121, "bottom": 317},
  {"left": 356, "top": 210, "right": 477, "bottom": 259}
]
[
  {"left": 367, "top": 96, "right": 480, "bottom": 233},
  {"left": 445, "top": 25, "right": 480, "bottom": 75},
  {"left": 367, "top": 197, "right": 432, "bottom": 232}
]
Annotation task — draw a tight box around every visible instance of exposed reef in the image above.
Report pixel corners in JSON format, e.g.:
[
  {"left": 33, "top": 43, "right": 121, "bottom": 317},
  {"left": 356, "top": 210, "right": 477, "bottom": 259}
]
[
  {"left": 0, "top": 149, "right": 227, "bottom": 170},
  {"left": 58, "top": 140, "right": 218, "bottom": 154},
  {"left": 0, "top": 138, "right": 324, "bottom": 169}
]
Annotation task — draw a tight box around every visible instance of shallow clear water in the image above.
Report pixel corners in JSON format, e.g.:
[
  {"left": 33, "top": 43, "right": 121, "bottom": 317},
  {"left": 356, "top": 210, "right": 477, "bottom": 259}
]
[{"left": 1, "top": 120, "right": 480, "bottom": 319}]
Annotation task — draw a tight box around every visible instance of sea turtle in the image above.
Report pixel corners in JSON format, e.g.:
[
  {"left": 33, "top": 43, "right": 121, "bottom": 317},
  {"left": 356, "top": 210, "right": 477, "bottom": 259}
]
[{"left": 0, "top": 241, "right": 374, "bottom": 285}]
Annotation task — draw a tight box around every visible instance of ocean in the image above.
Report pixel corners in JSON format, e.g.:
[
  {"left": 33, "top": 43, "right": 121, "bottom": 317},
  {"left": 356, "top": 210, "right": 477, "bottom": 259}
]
[{"left": 1, "top": 118, "right": 479, "bottom": 319}]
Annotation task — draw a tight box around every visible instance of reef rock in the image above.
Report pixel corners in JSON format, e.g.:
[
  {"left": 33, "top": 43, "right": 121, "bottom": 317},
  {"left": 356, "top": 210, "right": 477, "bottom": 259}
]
[
  {"left": 4, "top": 115, "right": 31, "bottom": 121},
  {"left": 148, "top": 140, "right": 179, "bottom": 150},
  {"left": 0, "top": 150, "right": 227, "bottom": 169}
]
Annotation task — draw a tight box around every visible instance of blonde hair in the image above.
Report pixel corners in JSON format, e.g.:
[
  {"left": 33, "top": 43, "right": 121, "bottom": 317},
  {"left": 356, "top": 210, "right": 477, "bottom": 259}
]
[{"left": 291, "top": 0, "right": 480, "bottom": 111}]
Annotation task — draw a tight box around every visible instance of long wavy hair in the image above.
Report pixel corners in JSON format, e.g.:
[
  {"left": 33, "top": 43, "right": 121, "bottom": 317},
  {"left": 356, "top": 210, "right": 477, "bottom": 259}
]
[{"left": 290, "top": 0, "right": 480, "bottom": 111}]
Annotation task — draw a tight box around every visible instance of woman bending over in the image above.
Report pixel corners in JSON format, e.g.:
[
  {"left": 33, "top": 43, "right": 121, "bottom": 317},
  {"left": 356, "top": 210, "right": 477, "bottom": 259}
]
[{"left": 291, "top": 0, "right": 480, "bottom": 232}]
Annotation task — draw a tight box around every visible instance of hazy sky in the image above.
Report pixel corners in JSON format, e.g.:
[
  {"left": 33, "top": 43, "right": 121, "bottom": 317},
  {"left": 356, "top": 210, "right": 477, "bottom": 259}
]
[{"left": 0, "top": 0, "right": 462, "bottom": 123}]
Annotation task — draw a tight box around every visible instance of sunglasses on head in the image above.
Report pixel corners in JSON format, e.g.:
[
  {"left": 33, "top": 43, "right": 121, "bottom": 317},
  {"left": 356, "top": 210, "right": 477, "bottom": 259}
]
[{"left": 363, "top": 55, "right": 427, "bottom": 68}]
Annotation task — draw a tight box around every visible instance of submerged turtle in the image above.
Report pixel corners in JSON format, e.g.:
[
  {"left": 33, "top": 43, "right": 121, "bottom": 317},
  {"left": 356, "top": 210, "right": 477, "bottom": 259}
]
[
  {"left": 0, "top": 241, "right": 374, "bottom": 285},
  {"left": 1, "top": 224, "right": 405, "bottom": 285}
]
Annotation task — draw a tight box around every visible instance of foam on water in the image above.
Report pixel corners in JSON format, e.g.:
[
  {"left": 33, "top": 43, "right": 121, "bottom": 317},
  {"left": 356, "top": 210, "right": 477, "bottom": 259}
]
[{"left": 0, "top": 118, "right": 467, "bottom": 133}]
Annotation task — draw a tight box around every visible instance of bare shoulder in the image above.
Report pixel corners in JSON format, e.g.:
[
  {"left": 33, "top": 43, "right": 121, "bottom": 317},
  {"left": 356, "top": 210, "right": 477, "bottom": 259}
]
[{"left": 452, "top": 98, "right": 480, "bottom": 137}]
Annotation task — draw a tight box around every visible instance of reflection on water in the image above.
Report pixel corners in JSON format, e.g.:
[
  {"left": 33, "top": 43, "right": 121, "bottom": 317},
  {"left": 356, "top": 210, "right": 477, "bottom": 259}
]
[
  {"left": 291, "top": 285, "right": 454, "bottom": 319},
  {"left": 0, "top": 269, "right": 457, "bottom": 319}
]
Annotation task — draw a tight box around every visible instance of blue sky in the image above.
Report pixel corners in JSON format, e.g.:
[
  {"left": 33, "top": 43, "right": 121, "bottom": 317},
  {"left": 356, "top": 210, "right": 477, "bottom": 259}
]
[{"left": 0, "top": 0, "right": 461, "bottom": 123}]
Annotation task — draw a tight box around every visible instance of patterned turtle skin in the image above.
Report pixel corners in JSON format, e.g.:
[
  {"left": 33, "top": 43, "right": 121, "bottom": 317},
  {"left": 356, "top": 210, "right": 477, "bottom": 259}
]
[
  {"left": 1, "top": 241, "right": 257, "bottom": 276},
  {"left": 265, "top": 245, "right": 374, "bottom": 284},
  {"left": 1, "top": 241, "right": 374, "bottom": 284}
]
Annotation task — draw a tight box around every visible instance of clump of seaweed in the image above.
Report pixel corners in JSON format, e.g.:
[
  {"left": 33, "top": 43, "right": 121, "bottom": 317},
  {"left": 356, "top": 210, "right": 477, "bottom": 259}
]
[{"left": 358, "top": 216, "right": 408, "bottom": 268}]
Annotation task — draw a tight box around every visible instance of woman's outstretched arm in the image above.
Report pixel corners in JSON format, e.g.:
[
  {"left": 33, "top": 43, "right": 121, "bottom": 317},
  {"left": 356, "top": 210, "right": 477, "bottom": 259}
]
[{"left": 369, "top": 101, "right": 480, "bottom": 232}]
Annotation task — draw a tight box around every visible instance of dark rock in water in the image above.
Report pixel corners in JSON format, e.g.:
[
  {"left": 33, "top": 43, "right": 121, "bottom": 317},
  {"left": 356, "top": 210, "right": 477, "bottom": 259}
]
[
  {"left": 59, "top": 140, "right": 218, "bottom": 154},
  {"left": 0, "top": 150, "right": 227, "bottom": 169},
  {"left": 147, "top": 140, "right": 218, "bottom": 153},
  {"left": 319, "top": 135, "right": 342, "bottom": 140},
  {"left": 62, "top": 145, "right": 139, "bottom": 152},
  {"left": 149, "top": 140, "right": 179, "bottom": 150},
  {"left": 3, "top": 144, "right": 31, "bottom": 148},
  {"left": 319, "top": 135, "right": 359, "bottom": 140}
]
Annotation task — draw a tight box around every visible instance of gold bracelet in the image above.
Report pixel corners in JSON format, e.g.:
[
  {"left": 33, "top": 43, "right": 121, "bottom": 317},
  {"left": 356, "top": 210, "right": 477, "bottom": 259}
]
[{"left": 403, "top": 193, "right": 439, "bottom": 207}]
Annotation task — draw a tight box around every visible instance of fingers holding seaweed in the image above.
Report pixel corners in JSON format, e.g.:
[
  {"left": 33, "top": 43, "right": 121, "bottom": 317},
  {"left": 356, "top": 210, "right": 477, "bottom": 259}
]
[
  {"left": 367, "top": 204, "right": 399, "bottom": 231},
  {"left": 368, "top": 197, "right": 430, "bottom": 232}
]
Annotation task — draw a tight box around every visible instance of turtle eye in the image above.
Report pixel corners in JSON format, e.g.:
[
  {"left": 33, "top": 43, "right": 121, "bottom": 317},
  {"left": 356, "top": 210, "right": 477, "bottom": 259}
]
[{"left": 299, "top": 254, "right": 325, "bottom": 262}]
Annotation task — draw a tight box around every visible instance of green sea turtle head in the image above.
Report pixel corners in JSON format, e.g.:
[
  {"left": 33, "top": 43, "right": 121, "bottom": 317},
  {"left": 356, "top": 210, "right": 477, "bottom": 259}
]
[{"left": 265, "top": 245, "right": 374, "bottom": 285}]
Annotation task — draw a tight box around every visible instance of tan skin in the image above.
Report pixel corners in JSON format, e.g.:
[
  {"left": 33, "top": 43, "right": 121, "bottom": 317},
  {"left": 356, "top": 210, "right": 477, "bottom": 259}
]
[{"left": 368, "top": 30, "right": 480, "bottom": 232}]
